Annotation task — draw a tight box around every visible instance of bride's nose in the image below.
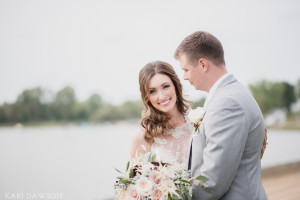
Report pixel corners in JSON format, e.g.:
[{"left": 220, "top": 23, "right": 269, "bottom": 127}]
[{"left": 158, "top": 90, "right": 167, "bottom": 100}]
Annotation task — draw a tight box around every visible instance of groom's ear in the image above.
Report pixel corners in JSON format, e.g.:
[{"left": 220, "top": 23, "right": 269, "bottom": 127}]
[{"left": 198, "top": 58, "right": 209, "bottom": 72}]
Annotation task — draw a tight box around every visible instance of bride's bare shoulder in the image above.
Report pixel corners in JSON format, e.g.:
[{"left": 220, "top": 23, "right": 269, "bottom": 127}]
[
  {"left": 132, "top": 127, "right": 145, "bottom": 140},
  {"left": 131, "top": 127, "right": 147, "bottom": 147},
  {"left": 130, "top": 127, "right": 151, "bottom": 158}
]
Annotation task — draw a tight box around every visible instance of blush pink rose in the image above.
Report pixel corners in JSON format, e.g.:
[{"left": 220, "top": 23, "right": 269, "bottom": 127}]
[
  {"left": 150, "top": 172, "right": 163, "bottom": 185},
  {"left": 152, "top": 189, "right": 165, "bottom": 200},
  {"left": 135, "top": 177, "right": 153, "bottom": 196},
  {"left": 126, "top": 185, "right": 139, "bottom": 200}
]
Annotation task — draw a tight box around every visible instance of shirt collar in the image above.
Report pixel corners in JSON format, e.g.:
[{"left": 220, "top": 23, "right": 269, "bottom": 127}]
[{"left": 204, "top": 73, "right": 230, "bottom": 108}]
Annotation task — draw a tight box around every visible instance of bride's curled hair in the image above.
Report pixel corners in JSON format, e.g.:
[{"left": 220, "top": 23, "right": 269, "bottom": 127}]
[{"left": 139, "top": 61, "right": 190, "bottom": 143}]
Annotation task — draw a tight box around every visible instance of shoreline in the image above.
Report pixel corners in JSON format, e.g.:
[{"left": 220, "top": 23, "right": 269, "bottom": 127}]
[
  {"left": 262, "top": 161, "right": 300, "bottom": 178},
  {"left": 1, "top": 121, "right": 300, "bottom": 130}
]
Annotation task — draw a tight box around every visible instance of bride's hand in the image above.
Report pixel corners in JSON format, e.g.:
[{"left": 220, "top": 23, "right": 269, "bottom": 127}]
[{"left": 260, "top": 128, "right": 268, "bottom": 159}]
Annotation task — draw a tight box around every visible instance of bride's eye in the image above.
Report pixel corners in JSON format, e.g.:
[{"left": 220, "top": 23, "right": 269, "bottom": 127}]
[
  {"left": 163, "top": 84, "right": 170, "bottom": 89},
  {"left": 149, "top": 89, "right": 156, "bottom": 94}
]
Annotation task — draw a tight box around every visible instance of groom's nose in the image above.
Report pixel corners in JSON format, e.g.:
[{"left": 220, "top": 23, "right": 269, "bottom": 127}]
[{"left": 183, "top": 73, "right": 188, "bottom": 80}]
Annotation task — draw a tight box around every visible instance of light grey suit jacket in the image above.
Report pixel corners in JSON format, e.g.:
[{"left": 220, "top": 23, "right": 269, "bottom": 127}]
[{"left": 190, "top": 75, "right": 267, "bottom": 200}]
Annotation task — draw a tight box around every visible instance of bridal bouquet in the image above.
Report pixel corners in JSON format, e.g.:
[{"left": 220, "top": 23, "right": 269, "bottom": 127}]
[{"left": 114, "top": 151, "right": 208, "bottom": 200}]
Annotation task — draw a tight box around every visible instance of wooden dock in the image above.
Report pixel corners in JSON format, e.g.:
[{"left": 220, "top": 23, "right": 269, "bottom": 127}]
[{"left": 262, "top": 162, "right": 300, "bottom": 200}]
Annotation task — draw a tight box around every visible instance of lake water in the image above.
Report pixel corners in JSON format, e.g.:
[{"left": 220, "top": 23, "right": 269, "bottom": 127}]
[{"left": 0, "top": 125, "right": 300, "bottom": 200}]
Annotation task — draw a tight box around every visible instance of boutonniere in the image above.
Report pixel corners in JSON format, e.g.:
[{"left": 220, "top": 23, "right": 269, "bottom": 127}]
[{"left": 188, "top": 107, "right": 206, "bottom": 131}]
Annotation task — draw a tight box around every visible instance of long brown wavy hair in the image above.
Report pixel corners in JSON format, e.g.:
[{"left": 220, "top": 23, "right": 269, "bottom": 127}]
[{"left": 139, "top": 61, "right": 190, "bottom": 143}]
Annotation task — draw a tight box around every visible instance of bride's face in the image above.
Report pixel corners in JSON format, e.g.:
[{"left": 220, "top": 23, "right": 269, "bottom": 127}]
[{"left": 148, "top": 73, "right": 177, "bottom": 113}]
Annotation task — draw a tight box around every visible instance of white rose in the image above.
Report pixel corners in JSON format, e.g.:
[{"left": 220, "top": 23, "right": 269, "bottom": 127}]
[
  {"left": 163, "top": 179, "right": 176, "bottom": 191},
  {"left": 188, "top": 107, "right": 205, "bottom": 125},
  {"left": 162, "top": 179, "right": 178, "bottom": 196}
]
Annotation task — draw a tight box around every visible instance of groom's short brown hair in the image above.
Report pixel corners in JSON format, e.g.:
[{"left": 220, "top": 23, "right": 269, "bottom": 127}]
[{"left": 174, "top": 31, "right": 225, "bottom": 66}]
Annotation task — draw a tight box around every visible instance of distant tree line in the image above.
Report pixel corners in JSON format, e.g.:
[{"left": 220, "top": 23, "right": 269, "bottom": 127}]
[
  {"left": 0, "top": 79, "right": 299, "bottom": 124},
  {"left": 190, "top": 79, "right": 300, "bottom": 116},
  {"left": 0, "top": 86, "right": 143, "bottom": 124},
  {"left": 249, "top": 79, "right": 300, "bottom": 115}
]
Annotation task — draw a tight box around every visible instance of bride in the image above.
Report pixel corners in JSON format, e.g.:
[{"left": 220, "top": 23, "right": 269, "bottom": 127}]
[{"left": 130, "top": 61, "right": 193, "bottom": 168}]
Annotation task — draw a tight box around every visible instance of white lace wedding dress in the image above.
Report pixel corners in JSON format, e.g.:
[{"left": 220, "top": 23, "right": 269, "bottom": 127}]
[{"left": 150, "top": 117, "right": 193, "bottom": 170}]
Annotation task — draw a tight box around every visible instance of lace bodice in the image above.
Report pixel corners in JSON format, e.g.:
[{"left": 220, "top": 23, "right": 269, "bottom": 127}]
[{"left": 150, "top": 118, "right": 193, "bottom": 169}]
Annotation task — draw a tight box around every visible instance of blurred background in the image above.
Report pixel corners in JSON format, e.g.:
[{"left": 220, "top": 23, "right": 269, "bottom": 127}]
[{"left": 0, "top": 0, "right": 300, "bottom": 200}]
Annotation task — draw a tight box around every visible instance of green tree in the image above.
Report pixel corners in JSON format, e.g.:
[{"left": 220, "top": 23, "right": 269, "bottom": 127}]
[
  {"left": 295, "top": 79, "right": 300, "bottom": 99},
  {"left": 91, "top": 100, "right": 143, "bottom": 122},
  {"left": 15, "top": 87, "right": 44, "bottom": 122},
  {"left": 75, "top": 93, "right": 103, "bottom": 121},
  {"left": 282, "top": 82, "right": 296, "bottom": 113},
  {"left": 53, "top": 86, "right": 76, "bottom": 120},
  {"left": 0, "top": 105, "right": 6, "bottom": 123},
  {"left": 5, "top": 103, "right": 23, "bottom": 123},
  {"left": 74, "top": 102, "right": 89, "bottom": 120},
  {"left": 249, "top": 80, "right": 297, "bottom": 114},
  {"left": 87, "top": 94, "right": 103, "bottom": 111},
  {"left": 119, "top": 100, "right": 143, "bottom": 119},
  {"left": 93, "top": 104, "right": 124, "bottom": 122},
  {"left": 249, "top": 80, "right": 284, "bottom": 114}
]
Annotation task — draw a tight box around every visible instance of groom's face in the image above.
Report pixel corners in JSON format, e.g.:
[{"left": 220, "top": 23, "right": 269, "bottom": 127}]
[{"left": 178, "top": 54, "right": 204, "bottom": 90}]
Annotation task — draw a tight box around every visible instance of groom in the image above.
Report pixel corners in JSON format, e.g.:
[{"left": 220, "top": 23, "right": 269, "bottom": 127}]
[{"left": 174, "top": 31, "right": 268, "bottom": 200}]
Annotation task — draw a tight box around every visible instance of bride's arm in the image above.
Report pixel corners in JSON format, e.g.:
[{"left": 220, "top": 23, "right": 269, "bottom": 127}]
[{"left": 130, "top": 129, "right": 151, "bottom": 158}]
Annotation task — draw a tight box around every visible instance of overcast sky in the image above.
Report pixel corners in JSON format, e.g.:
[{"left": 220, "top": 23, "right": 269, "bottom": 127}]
[{"left": 1, "top": 0, "right": 300, "bottom": 105}]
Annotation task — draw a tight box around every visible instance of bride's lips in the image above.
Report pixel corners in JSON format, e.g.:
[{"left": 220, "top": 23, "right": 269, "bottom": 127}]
[{"left": 159, "top": 99, "right": 171, "bottom": 107}]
